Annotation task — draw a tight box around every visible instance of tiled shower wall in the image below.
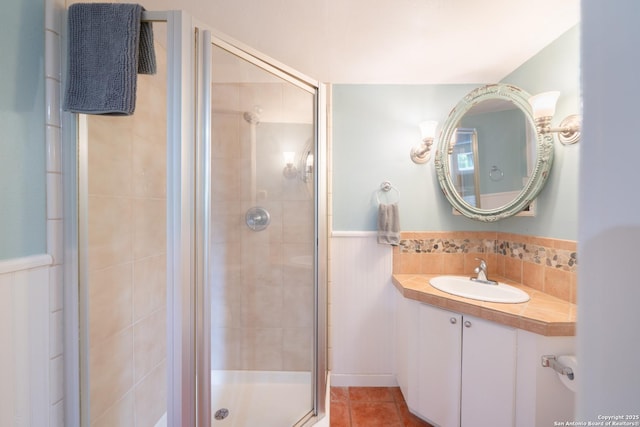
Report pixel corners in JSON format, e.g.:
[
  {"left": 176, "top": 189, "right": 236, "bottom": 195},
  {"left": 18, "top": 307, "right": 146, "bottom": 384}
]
[
  {"left": 393, "top": 231, "right": 578, "bottom": 303},
  {"left": 210, "top": 82, "right": 314, "bottom": 372},
  {"left": 85, "top": 38, "right": 168, "bottom": 426}
]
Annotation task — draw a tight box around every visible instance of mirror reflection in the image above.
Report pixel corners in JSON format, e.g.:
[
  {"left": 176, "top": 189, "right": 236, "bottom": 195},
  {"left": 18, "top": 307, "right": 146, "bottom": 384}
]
[{"left": 449, "top": 99, "right": 537, "bottom": 210}]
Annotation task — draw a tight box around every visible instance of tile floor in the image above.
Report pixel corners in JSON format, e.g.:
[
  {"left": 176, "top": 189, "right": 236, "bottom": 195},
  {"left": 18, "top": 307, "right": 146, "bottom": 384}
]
[{"left": 330, "top": 386, "right": 434, "bottom": 427}]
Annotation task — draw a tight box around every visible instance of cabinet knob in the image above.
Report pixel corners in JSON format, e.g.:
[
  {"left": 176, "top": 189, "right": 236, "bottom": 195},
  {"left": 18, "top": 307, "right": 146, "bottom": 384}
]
[
  {"left": 464, "top": 320, "right": 472, "bottom": 328},
  {"left": 450, "top": 317, "right": 457, "bottom": 324}
]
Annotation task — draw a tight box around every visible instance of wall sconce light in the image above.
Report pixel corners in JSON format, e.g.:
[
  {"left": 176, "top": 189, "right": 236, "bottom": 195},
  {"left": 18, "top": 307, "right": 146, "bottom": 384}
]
[
  {"left": 411, "top": 120, "right": 438, "bottom": 164},
  {"left": 302, "top": 150, "right": 314, "bottom": 183},
  {"left": 282, "top": 151, "right": 298, "bottom": 179},
  {"left": 529, "top": 91, "right": 581, "bottom": 145}
]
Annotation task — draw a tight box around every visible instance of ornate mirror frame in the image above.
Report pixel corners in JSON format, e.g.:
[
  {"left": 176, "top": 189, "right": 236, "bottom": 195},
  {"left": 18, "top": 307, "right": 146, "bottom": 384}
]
[{"left": 434, "top": 84, "right": 554, "bottom": 222}]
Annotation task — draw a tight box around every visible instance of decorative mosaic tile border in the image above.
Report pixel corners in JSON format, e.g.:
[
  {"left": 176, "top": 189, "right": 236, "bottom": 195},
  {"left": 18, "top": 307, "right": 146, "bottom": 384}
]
[
  {"left": 398, "top": 233, "right": 578, "bottom": 272},
  {"left": 498, "top": 240, "right": 577, "bottom": 272},
  {"left": 398, "top": 238, "right": 491, "bottom": 254}
]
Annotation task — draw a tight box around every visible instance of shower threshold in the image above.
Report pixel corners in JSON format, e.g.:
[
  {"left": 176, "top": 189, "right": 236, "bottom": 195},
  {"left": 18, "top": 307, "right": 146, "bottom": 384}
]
[{"left": 210, "top": 370, "right": 313, "bottom": 426}]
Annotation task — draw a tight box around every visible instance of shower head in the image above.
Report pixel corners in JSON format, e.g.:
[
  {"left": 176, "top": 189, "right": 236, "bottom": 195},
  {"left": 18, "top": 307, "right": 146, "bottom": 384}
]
[{"left": 243, "top": 111, "right": 260, "bottom": 125}]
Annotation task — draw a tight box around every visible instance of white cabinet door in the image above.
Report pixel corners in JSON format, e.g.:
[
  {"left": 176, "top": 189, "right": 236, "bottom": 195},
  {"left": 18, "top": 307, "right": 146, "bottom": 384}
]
[
  {"left": 461, "top": 315, "right": 517, "bottom": 427},
  {"left": 417, "top": 304, "right": 462, "bottom": 427}
]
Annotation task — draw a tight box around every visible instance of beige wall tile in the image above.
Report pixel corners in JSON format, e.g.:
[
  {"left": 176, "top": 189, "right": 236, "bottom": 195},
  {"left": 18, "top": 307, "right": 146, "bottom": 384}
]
[
  {"left": 503, "top": 256, "right": 522, "bottom": 282},
  {"left": 421, "top": 253, "right": 444, "bottom": 274},
  {"left": 88, "top": 195, "right": 133, "bottom": 271},
  {"left": 241, "top": 328, "right": 283, "bottom": 370},
  {"left": 211, "top": 213, "right": 242, "bottom": 244},
  {"left": 283, "top": 263, "right": 313, "bottom": 289},
  {"left": 133, "top": 82, "right": 166, "bottom": 141},
  {"left": 392, "top": 246, "right": 402, "bottom": 273},
  {"left": 523, "top": 261, "right": 544, "bottom": 291},
  {"left": 283, "top": 200, "right": 314, "bottom": 243},
  {"left": 495, "top": 253, "right": 506, "bottom": 277},
  {"left": 569, "top": 273, "right": 577, "bottom": 304},
  {"left": 132, "top": 135, "right": 166, "bottom": 199},
  {"left": 88, "top": 123, "right": 132, "bottom": 197},
  {"left": 211, "top": 159, "right": 242, "bottom": 202},
  {"left": 544, "top": 267, "right": 572, "bottom": 302},
  {"left": 90, "top": 391, "right": 134, "bottom": 427},
  {"left": 211, "top": 327, "right": 242, "bottom": 370},
  {"left": 133, "top": 198, "right": 166, "bottom": 260},
  {"left": 283, "top": 283, "right": 314, "bottom": 329},
  {"left": 134, "top": 361, "right": 167, "bottom": 427},
  {"left": 442, "top": 254, "right": 465, "bottom": 274},
  {"left": 212, "top": 83, "right": 240, "bottom": 113},
  {"left": 134, "top": 308, "right": 166, "bottom": 382},
  {"left": 133, "top": 254, "right": 166, "bottom": 322},
  {"left": 211, "top": 296, "right": 241, "bottom": 329},
  {"left": 283, "top": 327, "right": 313, "bottom": 371},
  {"left": 241, "top": 282, "right": 284, "bottom": 328},
  {"left": 89, "top": 263, "right": 133, "bottom": 346},
  {"left": 212, "top": 114, "right": 242, "bottom": 159},
  {"left": 210, "top": 241, "right": 242, "bottom": 275},
  {"left": 552, "top": 238, "right": 577, "bottom": 251},
  {"left": 89, "top": 328, "right": 134, "bottom": 420}
]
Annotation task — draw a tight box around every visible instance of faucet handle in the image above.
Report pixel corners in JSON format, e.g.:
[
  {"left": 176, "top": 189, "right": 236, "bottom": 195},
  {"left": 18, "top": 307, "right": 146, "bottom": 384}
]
[{"left": 474, "top": 257, "right": 487, "bottom": 268}]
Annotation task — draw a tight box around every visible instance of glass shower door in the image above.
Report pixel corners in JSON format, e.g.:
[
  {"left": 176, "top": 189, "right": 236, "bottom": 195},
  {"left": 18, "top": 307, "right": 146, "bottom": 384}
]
[
  {"left": 205, "top": 37, "right": 320, "bottom": 426},
  {"left": 79, "top": 20, "right": 170, "bottom": 427}
]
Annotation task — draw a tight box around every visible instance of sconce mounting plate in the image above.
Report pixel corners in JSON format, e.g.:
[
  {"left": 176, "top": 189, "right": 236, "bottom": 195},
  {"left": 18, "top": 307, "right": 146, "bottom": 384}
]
[
  {"left": 410, "top": 145, "right": 431, "bottom": 164},
  {"left": 558, "top": 114, "right": 581, "bottom": 145}
]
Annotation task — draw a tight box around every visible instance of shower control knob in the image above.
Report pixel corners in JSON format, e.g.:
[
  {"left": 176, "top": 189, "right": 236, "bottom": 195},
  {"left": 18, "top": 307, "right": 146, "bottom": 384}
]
[{"left": 245, "top": 206, "right": 271, "bottom": 231}]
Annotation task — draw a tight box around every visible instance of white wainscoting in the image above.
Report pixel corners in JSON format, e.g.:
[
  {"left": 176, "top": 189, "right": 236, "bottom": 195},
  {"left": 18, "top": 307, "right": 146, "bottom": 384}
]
[
  {"left": 329, "top": 233, "right": 398, "bottom": 387},
  {"left": 0, "top": 255, "right": 61, "bottom": 427}
]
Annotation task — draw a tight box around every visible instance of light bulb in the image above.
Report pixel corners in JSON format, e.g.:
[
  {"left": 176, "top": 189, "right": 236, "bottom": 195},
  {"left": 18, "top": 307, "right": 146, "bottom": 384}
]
[
  {"left": 529, "top": 91, "right": 560, "bottom": 119},
  {"left": 419, "top": 120, "right": 438, "bottom": 141}
]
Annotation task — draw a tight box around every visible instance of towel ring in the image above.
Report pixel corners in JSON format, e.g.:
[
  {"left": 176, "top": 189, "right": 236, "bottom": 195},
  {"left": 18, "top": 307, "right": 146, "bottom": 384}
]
[
  {"left": 376, "top": 181, "right": 400, "bottom": 204},
  {"left": 489, "top": 165, "right": 504, "bottom": 182}
]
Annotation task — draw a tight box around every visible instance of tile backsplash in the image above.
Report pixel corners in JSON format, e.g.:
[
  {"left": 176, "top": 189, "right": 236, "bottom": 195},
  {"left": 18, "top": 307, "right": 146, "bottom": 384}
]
[{"left": 393, "top": 231, "right": 577, "bottom": 303}]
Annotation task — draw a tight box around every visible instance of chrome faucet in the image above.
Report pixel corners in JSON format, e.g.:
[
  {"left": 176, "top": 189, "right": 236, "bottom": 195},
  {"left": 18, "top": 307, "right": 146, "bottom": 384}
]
[{"left": 471, "top": 257, "right": 497, "bottom": 285}]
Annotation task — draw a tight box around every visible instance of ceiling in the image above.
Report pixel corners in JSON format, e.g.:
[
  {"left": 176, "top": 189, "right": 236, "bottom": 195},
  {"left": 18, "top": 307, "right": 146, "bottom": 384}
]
[{"left": 149, "top": 0, "right": 580, "bottom": 84}]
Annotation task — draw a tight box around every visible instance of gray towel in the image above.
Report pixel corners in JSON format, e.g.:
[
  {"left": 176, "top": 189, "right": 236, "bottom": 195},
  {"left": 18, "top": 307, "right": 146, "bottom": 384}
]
[
  {"left": 377, "top": 203, "right": 400, "bottom": 246},
  {"left": 63, "top": 3, "right": 157, "bottom": 115}
]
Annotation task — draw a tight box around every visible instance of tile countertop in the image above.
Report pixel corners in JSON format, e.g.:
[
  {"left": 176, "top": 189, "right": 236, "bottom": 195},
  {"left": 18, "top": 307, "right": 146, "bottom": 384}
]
[{"left": 392, "top": 274, "right": 576, "bottom": 336}]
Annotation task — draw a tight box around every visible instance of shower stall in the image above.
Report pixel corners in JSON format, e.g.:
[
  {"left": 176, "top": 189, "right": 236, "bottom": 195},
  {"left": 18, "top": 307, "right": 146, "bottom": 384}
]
[
  {"left": 75, "top": 12, "right": 327, "bottom": 427},
  {"left": 200, "top": 32, "right": 328, "bottom": 426}
]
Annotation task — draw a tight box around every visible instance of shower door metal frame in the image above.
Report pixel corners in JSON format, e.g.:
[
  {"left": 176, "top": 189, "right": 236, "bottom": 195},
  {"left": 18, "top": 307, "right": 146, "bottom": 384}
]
[
  {"left": 72, "top": 10, "right": 200, "bottom": 427},
  {"left": 195, "top": 29, "right": 328, "bottom": 426}
]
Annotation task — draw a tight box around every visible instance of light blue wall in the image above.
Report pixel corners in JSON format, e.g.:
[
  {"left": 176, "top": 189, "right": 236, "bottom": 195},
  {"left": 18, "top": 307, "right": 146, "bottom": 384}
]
[
  {"left": 0, "top": 0, "right": 46, "bottom": 259},
  {"left": 332, "top": 25, "right": 580, "bottom": 240},
  {"left": 332, "top": 84, "right": 495, "bottom": 233},
  {"left": 499, "top": 25, "right": 581, "bottom": 239}
]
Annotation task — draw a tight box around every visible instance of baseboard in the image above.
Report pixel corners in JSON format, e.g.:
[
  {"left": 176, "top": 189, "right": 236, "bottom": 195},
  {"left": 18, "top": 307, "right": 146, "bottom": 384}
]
[{"left": 329, "top": 373, "right": 398, "bottom": 387}]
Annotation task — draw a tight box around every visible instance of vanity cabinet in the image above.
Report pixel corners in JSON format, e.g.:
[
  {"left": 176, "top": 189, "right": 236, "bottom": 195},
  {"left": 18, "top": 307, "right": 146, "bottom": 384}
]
[
  {"left": 394, "top": 279, "right": 577, "bottom": 427},
  {"left": 415, "top": 303, "right": 517, "bottom": 427}
]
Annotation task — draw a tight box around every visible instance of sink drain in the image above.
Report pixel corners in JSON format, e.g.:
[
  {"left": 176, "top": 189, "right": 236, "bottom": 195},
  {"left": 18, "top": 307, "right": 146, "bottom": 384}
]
[{"left": 214, "top": 408, "right": 229, "bottom": 420}]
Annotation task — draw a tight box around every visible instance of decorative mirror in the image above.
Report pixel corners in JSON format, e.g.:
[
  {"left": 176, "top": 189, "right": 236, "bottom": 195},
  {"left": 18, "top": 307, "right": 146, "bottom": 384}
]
[{"left": 434, "top": 84, "right": 553, "bottom": 222}]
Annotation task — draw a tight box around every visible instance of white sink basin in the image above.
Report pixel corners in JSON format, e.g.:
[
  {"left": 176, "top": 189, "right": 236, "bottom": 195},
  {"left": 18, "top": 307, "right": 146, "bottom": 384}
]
[{"left": 429, "top": 275, "right": 530, "bottom": 303}]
